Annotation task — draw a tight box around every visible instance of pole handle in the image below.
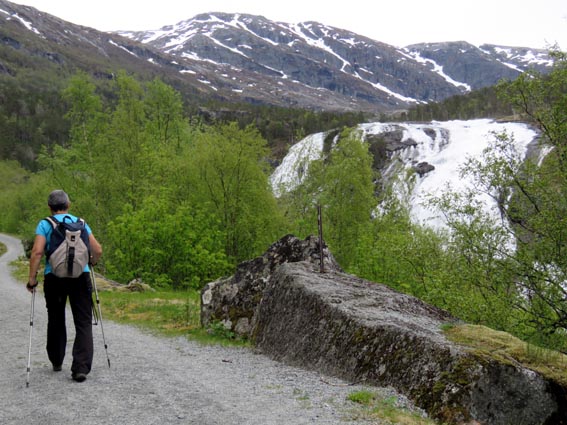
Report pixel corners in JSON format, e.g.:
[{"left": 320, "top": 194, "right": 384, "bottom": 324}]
[{"left": 317, "top": 204, "right": 325, "bottom": 273}]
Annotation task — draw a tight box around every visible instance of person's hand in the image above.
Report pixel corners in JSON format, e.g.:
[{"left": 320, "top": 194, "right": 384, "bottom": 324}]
[{"left": 26, "top": 279, "right": 38, "bottom": 293}]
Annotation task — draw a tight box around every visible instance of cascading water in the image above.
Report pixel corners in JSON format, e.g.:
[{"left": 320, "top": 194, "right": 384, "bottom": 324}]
[{"left": 270, "top": 119, "right": 540, "bottom": 231}]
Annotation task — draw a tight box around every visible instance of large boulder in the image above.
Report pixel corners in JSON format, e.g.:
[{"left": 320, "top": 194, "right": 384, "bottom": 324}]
[
  {"left": 200, "top": 234, "right": 342, "bottom": 337},
  {"left": 200, "top": 235, "right": 567, "bottom": 424}
]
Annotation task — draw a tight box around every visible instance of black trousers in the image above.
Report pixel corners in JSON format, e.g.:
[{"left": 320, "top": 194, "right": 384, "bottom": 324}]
[{"left": 44, "top": 272, "right": 93, "bottom": 375}]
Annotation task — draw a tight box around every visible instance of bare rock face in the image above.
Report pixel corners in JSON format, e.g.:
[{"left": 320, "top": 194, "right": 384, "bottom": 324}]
[{"left": 200, "top": 235, "right": 566, "bottom": 424}]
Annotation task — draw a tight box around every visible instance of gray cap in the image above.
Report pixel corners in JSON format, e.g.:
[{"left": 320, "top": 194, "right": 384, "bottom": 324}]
[{"left": 47, "top": 190, "right": 70, "bottom": 209}]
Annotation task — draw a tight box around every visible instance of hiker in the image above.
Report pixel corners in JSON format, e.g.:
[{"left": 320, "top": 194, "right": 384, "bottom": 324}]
[{"left": 26, "top": 189, "right": 102, "bottom": 382}]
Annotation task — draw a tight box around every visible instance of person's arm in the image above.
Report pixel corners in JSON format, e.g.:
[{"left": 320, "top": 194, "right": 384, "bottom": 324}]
[
  {"left": 27, "top": 235, "right": 46, "bottom": 292},
  {"left": 89, "top": 233, "right": 102, "bottom": 266}
]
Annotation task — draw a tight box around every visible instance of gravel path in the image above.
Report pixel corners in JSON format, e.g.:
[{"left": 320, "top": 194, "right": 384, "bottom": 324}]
[{"left": 0, "top": 233, "right": 400, "bottom": 425}]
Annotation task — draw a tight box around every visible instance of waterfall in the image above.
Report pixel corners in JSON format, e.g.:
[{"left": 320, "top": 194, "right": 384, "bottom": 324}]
[{"left": 271, "top": 119, "right": 539, "bottom": 230}]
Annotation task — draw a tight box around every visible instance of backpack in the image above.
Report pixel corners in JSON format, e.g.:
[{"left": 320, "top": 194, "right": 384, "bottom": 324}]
[{"left": 44, "top": 216, "right": 91, "bottom": 278}]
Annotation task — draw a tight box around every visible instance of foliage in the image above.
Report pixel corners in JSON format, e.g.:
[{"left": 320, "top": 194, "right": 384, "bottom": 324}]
[
  {"left": 284, "top": 128, "right": 375, "bottom": 268},
  {"left": 106, "top": 196, "right": 232, "bottom": 289},
  {"left": 0, "top": 67, "right": 70, "bottom": 169},
  {"left": 425, "top": 51, "right": 567, "bottom": 349},
  {"left": 352, "top": 203, "right": 446, "bottom": 299},
  {"left": 1, "top": 72, "right": 285, "bottom": 289},
  {"left": 186, "top": 122, "right": 286, "bottom": 262},
  {"left": 319, "top": 129, "right": 376, "bottom": 267},
  {"left": 403, "top": 85, "right": 515, "bottom": 122}
]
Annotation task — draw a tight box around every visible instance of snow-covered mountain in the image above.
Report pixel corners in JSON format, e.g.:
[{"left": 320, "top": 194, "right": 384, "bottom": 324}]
[
  {"left": 271, "top": 120, "right": 539, "bottom": 229},
  {"left": 119, "top": 12, "right": 553, "bottom": 113},
  {"left": 0, "top": 1, "right": 554, "bottom": 113}
]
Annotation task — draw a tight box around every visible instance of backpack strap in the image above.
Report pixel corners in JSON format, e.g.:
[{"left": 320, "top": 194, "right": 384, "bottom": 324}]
[{"left": 44, "top": 216, "right": 58, "bottom": 229}]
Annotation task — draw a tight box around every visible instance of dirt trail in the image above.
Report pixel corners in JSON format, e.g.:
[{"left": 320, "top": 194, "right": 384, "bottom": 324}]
[{"left": 0, "top": 233, "right": 383, "bottom": 425}]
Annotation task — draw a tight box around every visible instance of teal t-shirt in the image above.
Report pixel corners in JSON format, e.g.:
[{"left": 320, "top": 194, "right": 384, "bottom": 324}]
[{"left": 35, "top": 213, "right": 93, "bottom": 275}]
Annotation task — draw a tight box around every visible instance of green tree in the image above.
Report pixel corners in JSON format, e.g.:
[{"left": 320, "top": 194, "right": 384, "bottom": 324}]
[
  {"left": 37, "top": 72, "right": 113, "bottom": 237},
  {"left": 320, "top": 129, "right": 375, "bottom": 267},
  {"left": 428, "top": 51, "right": 567, "bottom": 348},
  {"left": 106, "top": 195, "right": 231, "bottom": 289},
  {"left": 188, "top": 122, "right": 285, "bottom": 262},
  {"left": 0, "top": 161, "right": 49, "bottom": 235},
  {"left": 288, "top": 128, "right": 376, "bottom": 268},
  {"left": 144, "top": 78, "right": 186, "bottom": 149},
  {"left": 104, "top": 72, "right": 149, "bottom": 210}
]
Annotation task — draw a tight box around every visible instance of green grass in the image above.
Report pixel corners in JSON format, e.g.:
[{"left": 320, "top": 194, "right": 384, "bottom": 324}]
[
  {"left": 98, "top": 290, "right": 200, "bottom": 334},
  {"left": 8, "top": 252, "right": 32, "bottom": 282},
  {"left": 347, "top": 390, "right": 438, "bottom": 424},
  {"left": 444, "top": 324, "right": 567, "bottom": 386},
  {"left": 0, "top": 242, "right": 6, "bottom": 257},
  {"left": 97, "top": 288, "right": 249, "bottom": 346}
]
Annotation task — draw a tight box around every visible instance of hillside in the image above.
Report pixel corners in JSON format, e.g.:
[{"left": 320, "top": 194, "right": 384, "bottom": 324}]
[
  {"left": 119, "top": 13, "right": 553, "bottom": 113},
  {"left": 1, "top": 0, "right": 553, "bottom": 114}
]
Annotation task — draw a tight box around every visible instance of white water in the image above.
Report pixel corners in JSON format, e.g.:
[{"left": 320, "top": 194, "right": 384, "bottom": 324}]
[
  {"left": 270, "top": 119, "right": 539, "bottom": 230},
  {"left": 270, "top": 132, "right": 327, "bottom": 197}
]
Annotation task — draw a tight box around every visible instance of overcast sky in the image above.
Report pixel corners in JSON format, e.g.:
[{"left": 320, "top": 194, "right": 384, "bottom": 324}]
[{"left": 8, "top": 0, "right": 567, "bottom": 49}]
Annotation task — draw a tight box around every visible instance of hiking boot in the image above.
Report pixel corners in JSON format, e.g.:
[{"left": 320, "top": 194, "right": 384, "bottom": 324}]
[
  {"left": 53, "top": 364, "right": 62, "bottom": 372},
  {"left": 72, "top": 372, "right": 87, "bottom": 382}
]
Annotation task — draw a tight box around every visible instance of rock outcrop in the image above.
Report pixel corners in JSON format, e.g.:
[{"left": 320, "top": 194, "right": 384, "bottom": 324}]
[
  {"left": 201, "top": 234, "right": 342, "bottom": 337},
  {"left": 201, "top": 235, "right": 567, "bottom": 424}
]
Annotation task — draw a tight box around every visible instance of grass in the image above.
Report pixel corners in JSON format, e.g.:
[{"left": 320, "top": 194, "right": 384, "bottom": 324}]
[
  {"left": 98, "top": 290, "right": 200, "bottom": 335},
  {"left": 347, "top": 390, "right": 438, "bottom": 425},
  {"left": 444, "top": 323, "right": 567, "bottom": 386},
  {"left": 9, "top": 253, "right": 30, "bottom": 282},
  {"left": 97, "top": 289, "right": 248, "bottom": 346}
]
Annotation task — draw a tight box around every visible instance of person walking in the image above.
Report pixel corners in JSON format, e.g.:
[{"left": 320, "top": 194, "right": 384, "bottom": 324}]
[{"left": 26, "top": 190, "right": 102, "bottom": 382}]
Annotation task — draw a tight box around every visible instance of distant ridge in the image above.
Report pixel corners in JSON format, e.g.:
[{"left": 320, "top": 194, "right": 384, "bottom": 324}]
[
  {"left": 0, "top": 0, "right": 554, "bottom": 112},
  {"left": 118, "top": 12, "right": 553, "bottom": 112}
]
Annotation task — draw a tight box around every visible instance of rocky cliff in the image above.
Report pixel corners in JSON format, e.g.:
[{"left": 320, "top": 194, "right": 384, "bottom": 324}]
[{"left": 201, "top": 235, "right": 567, "bottom": 424}]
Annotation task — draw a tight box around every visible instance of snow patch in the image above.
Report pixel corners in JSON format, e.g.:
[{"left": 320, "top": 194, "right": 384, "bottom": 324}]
[
  {"left": 402, "top": 49, "right": 471, "bottom": 91},
  {"left": 5, "top": 12, "right": 41, "bottom": 35}
]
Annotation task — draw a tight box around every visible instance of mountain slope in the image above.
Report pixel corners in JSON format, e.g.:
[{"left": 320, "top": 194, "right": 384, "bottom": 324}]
[
  {"left": 120, "top": 12, "right": 553, "bottom": 112},
  {"left": 0, "top": 0, "right": 225, "bottom": 102},
  {"left": 0, "top": 0, "right": 554, "bottom": 114}
]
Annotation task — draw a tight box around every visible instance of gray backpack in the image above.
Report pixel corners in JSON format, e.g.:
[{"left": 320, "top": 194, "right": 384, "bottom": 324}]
[{"left": 44, "top": 216, "right": 90, "bottom": 278}]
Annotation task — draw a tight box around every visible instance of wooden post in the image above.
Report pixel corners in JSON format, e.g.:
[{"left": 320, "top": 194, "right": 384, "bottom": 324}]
[{"left": 317, "top": 204, "right": 324, "bottom": 273}]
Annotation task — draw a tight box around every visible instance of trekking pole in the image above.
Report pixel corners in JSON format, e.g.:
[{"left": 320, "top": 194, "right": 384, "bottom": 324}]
[
  {"left": 26, "top": 289, "right": 36, "bottom": 388},
  {"left": 90, "top": 266, "right": 110, "bottom": 368}
]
